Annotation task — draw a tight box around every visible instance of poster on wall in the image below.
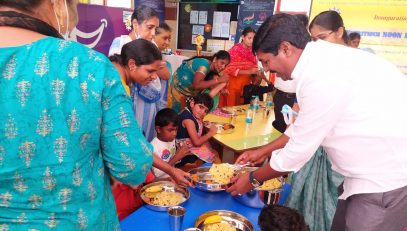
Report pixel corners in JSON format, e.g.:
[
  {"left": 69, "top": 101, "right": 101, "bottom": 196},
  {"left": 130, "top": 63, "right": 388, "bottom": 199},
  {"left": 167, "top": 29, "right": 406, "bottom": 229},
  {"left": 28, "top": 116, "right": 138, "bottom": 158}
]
[
  {"left": 275, "top": 0, "right": 312, "bottom": 14},
  {"left": 69, "top": 4, "right": 131, "bottom": 56},
  {"left": 134, "top": 0, "right": 165, "bottom": 22},
  {"left": 235, "top": 0, "right": 275, "bottom": 43},
  {"left": 310, "top": 0, "right": 407, "bottom": 75}
]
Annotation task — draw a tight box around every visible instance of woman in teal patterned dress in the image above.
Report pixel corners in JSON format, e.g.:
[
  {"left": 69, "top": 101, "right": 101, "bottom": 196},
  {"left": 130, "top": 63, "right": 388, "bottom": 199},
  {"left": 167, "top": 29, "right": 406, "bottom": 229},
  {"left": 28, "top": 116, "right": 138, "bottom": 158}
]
[
  {"left": 0, "top": 0, "right": 152, "bottom": 229},
  {"left": 169, "top": 51, "right": 230, "bottom": 112}
]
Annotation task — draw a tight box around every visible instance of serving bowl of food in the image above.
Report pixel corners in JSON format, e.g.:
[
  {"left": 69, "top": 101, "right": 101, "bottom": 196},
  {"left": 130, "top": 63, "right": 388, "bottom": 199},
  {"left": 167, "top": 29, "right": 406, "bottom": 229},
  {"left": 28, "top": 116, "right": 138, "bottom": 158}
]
[
  {"left": 189, "top": 163, "right": 249, "bottom": 192},
  {"left": 232, "top": 168, "right": 285, "bottom": 208},
  {"left": 189, "top": 165, "right": 233, "bottom": 192},
  {"left": 140, "top": 181, "right": 190, "bottom": 212},
  {"left": 194, "top": 210, "right": 254, "bottom": 231}
]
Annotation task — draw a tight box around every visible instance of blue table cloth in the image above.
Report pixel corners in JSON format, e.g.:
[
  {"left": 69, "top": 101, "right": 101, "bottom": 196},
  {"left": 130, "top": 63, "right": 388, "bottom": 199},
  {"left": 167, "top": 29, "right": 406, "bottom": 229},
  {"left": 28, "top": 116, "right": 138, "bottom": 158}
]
[{"left": 120, "top": 184, "right": 291, "bottom": 231}]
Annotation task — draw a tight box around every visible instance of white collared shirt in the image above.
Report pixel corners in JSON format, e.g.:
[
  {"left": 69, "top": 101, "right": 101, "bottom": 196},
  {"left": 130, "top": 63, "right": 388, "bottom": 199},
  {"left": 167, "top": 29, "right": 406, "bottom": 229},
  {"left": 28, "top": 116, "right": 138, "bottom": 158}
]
[
  {"left": 270, "top": 40, "right": 407, "bottom": 199},
  {"left": 274, "top": 76, "right": 296, "bottom": 93}
]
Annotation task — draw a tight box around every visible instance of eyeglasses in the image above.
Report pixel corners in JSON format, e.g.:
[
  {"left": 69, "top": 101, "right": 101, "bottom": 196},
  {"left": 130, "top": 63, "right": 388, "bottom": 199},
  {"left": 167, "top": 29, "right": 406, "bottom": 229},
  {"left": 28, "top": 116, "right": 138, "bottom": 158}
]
[{"left": 311, "top": 31, "right": 334, "bottom": 41}]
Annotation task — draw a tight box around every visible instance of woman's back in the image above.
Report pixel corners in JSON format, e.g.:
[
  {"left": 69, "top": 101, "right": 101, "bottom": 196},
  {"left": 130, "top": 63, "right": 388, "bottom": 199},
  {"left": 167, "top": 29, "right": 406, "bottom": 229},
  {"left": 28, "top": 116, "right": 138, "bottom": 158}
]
[{"left": 0, "top": 37, "right": 152, "bottom": 229}]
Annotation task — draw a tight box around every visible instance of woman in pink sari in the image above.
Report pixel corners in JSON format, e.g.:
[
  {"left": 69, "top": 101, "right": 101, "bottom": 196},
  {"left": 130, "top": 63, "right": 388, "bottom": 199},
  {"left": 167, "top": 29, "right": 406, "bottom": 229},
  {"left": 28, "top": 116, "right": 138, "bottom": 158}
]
[{"left": 224, "top": 27, "right": 260, "bottom": 106}]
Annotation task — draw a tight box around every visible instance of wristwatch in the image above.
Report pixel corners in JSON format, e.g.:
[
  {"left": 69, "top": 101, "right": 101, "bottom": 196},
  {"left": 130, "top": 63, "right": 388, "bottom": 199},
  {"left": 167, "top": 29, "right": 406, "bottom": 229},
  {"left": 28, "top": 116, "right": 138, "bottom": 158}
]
[{"left": 249, "top": 171, "right": 261, "bottom": 188}]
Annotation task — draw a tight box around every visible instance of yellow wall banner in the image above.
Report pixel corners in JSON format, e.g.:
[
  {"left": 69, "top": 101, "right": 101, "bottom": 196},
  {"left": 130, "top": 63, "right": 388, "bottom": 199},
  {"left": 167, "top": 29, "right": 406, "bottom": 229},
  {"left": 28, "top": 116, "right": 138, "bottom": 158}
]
[{"left": 310, "top": 0, "right": 407, "bottom": 75}]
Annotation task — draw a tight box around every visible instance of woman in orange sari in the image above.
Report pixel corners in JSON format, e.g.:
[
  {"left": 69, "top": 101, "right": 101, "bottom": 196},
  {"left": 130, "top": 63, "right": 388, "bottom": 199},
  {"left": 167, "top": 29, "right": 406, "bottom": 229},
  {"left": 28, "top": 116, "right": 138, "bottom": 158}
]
[{"left": 224, "top": 27, "right": 260, "bottom": 106}]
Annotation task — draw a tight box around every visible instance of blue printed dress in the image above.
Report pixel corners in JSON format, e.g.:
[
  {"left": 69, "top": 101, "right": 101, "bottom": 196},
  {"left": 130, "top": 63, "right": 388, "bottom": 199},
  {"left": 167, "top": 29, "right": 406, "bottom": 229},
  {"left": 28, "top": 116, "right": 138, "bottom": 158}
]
[{"left": 0, "top": 37, "right": 153, "bottom": 230}]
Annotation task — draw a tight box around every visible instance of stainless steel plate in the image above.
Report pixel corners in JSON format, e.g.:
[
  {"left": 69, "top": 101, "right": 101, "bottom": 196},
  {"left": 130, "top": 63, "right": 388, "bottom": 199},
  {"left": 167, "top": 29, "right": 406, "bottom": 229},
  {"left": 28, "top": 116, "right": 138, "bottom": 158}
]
[
  {"left": 221, "top": 106, "right": 246, "bottom": 115},
  {"left": 204, "top": 122, "right": 235, "bottom": 135},
  {"left": 194, "top": 210, "right": 254, "bottom": 231},
  {"left": 189, "top": 167, "right": 230, "bottom": 192},
  {"left": 140, "top": 181, "right": 190, "bottom": 212}
]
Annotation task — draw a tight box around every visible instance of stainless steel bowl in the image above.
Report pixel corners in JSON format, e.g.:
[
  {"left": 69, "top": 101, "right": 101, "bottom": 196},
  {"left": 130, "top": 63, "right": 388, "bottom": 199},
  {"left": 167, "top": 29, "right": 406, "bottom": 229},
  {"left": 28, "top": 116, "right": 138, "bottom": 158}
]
[
  {"left": 233, "top": 173, "right": 285, "bottom": 208},
  {"left": 194, "top": 210, "right": 253, "bottom": 231},
  {"left": 233, "top": 187, "right": 284, "bottom": 208},
  {"left": 189, "top": 167, "right": 230, "bottom": 192},
  {"left": 140, "top": 181, "right": 190, "bottom": 212}
]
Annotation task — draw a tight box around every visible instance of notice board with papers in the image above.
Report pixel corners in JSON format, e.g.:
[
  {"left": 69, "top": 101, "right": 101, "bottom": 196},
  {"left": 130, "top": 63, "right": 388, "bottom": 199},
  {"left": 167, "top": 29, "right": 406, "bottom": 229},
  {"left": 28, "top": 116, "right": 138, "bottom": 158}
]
[{"left": 177, "top": 2, "right": 239, "bottom": 51}]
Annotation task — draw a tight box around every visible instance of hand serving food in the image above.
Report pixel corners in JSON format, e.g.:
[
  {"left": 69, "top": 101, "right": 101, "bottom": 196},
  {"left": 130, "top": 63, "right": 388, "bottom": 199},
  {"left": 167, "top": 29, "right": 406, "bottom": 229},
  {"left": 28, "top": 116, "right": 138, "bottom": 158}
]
[
  {"left": 170, "top": 167, "right": 194, "bottom": 187},
  {"left": 226, "top": 172, "right": 254, "bottom": 196}
]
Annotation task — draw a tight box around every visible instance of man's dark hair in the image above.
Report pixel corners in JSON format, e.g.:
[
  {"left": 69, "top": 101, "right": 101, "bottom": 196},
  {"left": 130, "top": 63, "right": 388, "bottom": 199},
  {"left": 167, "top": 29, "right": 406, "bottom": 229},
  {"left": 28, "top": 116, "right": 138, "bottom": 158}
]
[
  {"left": 349, "top": 32, "right": 361, "bottom": 41},
  {"left": 155, "top": 108, "right": 179, "bottom": 127},
  {"left": 252, "top": 13, "right": 311, "bottom": 56},
  {"left": 294, "top": 14, "right": 309, "bottom": 28},
  {"left": 258, "top": 205, "right": 310, "bottom": 231}
]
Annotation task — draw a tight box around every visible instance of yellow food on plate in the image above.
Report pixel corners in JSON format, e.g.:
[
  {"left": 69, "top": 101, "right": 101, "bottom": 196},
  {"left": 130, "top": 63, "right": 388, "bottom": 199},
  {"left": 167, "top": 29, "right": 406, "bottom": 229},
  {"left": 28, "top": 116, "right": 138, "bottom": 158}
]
[
  {"left": 151, "top": 191, "right": 183, "bottom": 206},
  {"left": 146, "top": 185, "right": 163, "bottom": 193},
  {"left": 209, "top": 164, "right": 234, "bottom": 184},
  {"left": 257, "top": 178, "right": 283, "bottom": 190},
  {"left": 203, "top": 215, "right": 223, "bottom": 225},
  {"left": 205, "top": 222, "right": 236, "bottom": 231},
  {"left": 222, "top": 124, "right": 231, "bottom": 130}
]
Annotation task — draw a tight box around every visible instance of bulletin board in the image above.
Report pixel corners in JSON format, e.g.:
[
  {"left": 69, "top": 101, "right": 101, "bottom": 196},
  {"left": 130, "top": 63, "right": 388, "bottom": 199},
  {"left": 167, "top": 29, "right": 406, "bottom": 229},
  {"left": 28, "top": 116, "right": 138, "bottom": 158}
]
[{"left": 177, "top": 2, "right": 239, "bottom": 51}]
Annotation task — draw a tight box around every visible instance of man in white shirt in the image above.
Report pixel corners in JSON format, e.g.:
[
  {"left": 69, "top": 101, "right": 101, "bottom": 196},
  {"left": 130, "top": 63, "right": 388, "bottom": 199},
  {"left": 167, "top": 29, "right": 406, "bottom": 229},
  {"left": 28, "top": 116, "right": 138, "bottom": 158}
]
[{"left": 227, "top": 13, "right": 407, "bottom": 231}]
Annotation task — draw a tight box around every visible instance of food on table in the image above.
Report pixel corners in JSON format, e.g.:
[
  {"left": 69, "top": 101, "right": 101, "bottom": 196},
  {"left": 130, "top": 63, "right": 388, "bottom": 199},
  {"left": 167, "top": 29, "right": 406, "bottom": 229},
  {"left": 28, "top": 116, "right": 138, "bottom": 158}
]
[
  {"left": 149, "top": 191, "right": 183, "bottom": 206},
  {"left": 205, "top": 222, "right": 236, "bottom": 231},
  {"left": 209, "top": 163, "right": 235, "bottom": 184},
  {"left": 222, "top": 124, "right": 232, "bottom": 130},
  {"left": 203, "top": 215, "right": 223, "bottom": 225},
  {"left": 257, "top": 178, "right": 283, "bottom": 190},
  {"left": 234, "top": 107, "right": 245, "bottom": 113},
  {"left": 190, "top": 174, "right": 198, "bottom": 182},
  {"left": 145, "top": 185, "right": 163, "bottom": 193}
]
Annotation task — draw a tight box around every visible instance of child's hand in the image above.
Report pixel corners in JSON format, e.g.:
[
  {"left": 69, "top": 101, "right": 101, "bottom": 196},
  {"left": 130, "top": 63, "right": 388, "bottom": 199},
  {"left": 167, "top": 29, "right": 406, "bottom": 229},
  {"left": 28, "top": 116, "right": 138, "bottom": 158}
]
[{"left": 208, "top": 124, "right": 218, "bottom": 135}]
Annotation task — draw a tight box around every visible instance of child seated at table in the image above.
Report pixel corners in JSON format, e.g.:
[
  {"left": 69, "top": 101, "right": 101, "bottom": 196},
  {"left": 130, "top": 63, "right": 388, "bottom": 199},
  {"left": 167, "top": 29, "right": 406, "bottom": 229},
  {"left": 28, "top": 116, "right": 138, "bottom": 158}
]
[
  {"left": 243, "top": 74, "right": 274, "bottom": 104},
  {"left": 201, "top": 71, "right": 227, "bottom": 111},
  {"left": 111, "top": 172, "right": 154, "bottom": 221},
  {"left": 151, "top": 108, "right": 190, "bottom": 178},
  {"left": 258, "top": 204, "right": 309, "bottom": 231},
  {"left": 175, "top": 93, "right": 221, "bottom": 171}
]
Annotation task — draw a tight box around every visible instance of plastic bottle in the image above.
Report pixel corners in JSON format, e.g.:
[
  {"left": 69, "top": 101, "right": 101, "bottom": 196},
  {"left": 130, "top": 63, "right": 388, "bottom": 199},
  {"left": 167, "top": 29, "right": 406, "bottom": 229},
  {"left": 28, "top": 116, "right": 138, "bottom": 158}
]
[
  {"left": 264, "top": 93, "right": 273, "bottom": 118},
  {"left": 246, "top": 106, "right": 254, "bottom": 124},
  {"left": 252, "top": 96, "right": 259, "bottom": 113},
  {"left": 245, "top": 106, "right": 254, "bottom": 133}
]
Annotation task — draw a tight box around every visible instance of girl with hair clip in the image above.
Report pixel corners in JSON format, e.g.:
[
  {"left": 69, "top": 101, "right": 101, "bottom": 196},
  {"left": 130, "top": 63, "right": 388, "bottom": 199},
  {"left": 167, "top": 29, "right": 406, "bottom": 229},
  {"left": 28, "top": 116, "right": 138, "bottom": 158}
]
[
  {"left": 109, "top": 39, "right": 192, "bottom": 220},
  {"left": 175, "top": 93, "right": 221, "bottom": 170},
  {"left": 224, "top": 26, "right": 264, "bottom": 106},
  {"left": 169, "top": 50, "right": 231, "bottom": 113}
]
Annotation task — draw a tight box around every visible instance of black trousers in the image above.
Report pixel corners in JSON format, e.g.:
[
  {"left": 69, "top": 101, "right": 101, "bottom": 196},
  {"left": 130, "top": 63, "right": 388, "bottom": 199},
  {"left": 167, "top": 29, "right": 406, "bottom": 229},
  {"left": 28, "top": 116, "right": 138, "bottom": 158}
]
[{"left": 272, "top": 89, "right": 296, "bottom": 133}]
